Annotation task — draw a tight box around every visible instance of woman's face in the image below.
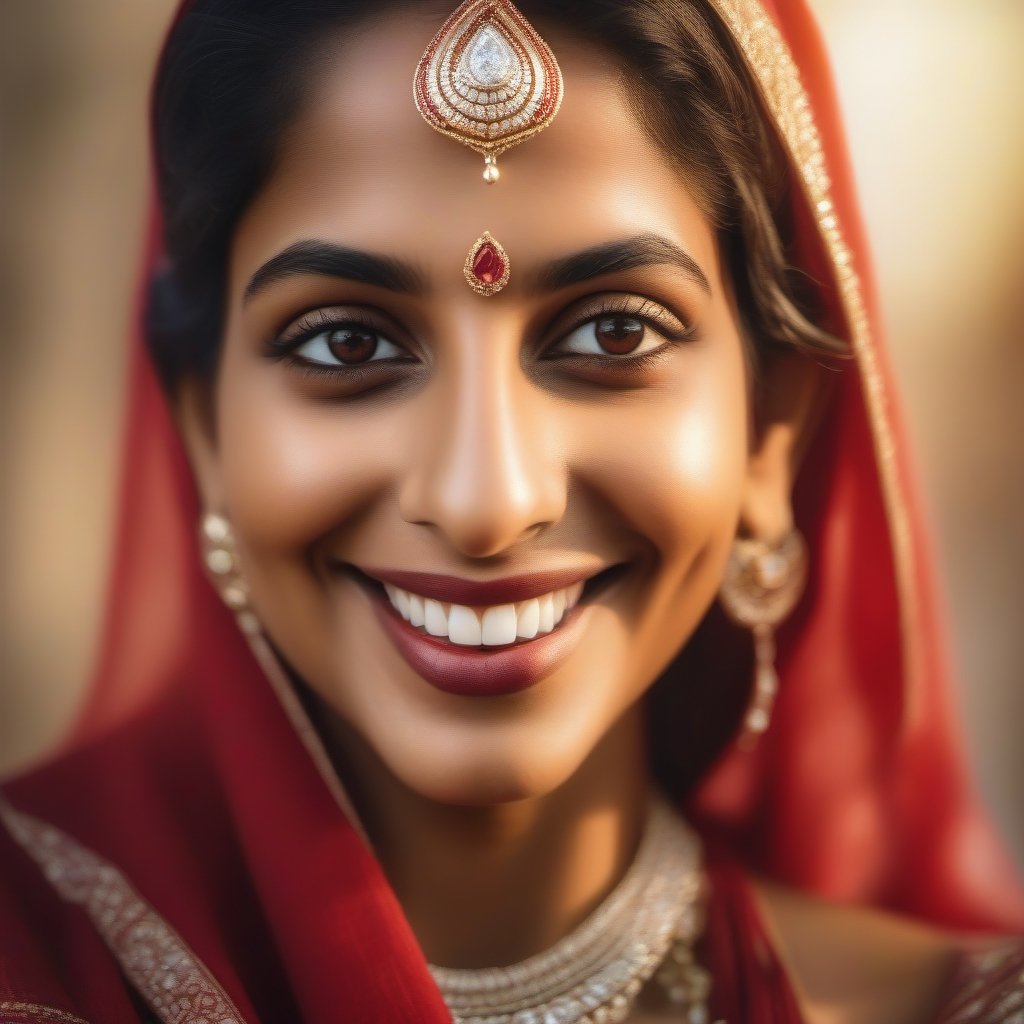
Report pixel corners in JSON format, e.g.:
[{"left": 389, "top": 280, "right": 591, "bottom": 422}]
[{"left": 204, "top": 16, "right": 753, "bottom": 805}]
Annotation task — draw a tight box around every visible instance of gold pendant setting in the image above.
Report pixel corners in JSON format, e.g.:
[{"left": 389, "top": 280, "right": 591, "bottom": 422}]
[
  {"left": 414, "top": 0, "right": 564, "bottom": 184},
  {"left": 464, "top": 232, "right": 510, "bottom": 296}
]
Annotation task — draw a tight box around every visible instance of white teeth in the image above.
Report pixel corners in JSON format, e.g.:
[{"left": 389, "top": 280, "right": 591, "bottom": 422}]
[
  {"left": 537, "top": 593, "right": 555, "bottom": 634},
  {"left": 482, "top": 604, "right": 517, "bottom": 646},
  {"left": 382, "top": 578, "right": 587, "bottom": 646},
  {"left": 424, "top": 598, "right": 448, "bottom": 637},
  {"left": 448, "top": 605, "right": 482, "bottom": 646},
  {"left": 516, "top": 598, "right": 540, "bottom": 639}
]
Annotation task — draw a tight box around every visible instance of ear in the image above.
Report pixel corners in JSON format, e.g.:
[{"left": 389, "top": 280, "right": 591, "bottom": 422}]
[
  {"left": 740, "top": 349, "right": 834, "bottom": 542},
  {"left": 173, "top": 374, "right": 226, "bottom": 513}
]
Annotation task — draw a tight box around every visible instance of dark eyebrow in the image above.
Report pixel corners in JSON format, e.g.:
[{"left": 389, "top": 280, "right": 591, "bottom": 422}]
[
  {"left": 536, "top": 233, "right": 711, "bottom": 295},
  {"left": 243, "top": 240, "right": 426, "bottom": 303}
]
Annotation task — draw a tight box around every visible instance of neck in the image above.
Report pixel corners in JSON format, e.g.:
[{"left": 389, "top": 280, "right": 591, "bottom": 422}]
[{"left": 317, "top": 705, "right": 652, "bottom": 969}]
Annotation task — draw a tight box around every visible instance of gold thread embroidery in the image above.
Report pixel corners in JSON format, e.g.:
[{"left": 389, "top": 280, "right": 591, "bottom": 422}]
[
  {"left": 0, "top": 1003, "right": 90, "bottom": 1024},
  {"left": 935, "top": 941, "right": 1024, "bottom": 1023},
  {"left": 707, "top": 0, "right": 921, "bottom": 727},
  {"left": 0, "top": 800, "right": 246, "bottom": 1024}
]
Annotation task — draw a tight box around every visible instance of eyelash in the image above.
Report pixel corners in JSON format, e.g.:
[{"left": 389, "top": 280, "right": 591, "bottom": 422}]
[
  {"left": 547, "top": 297, "right": 694, "bottom": 370},
  {"left": 265, "top": 296, "right": 695, "bottom": 378}
]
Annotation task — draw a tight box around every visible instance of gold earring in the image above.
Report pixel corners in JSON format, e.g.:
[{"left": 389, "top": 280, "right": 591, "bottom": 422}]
[
  {"left": 719, "top": 530, "right": 808, "bottom": 748},
  {"left": 200, "top": 513, "right": 261, "bottom": 637}
]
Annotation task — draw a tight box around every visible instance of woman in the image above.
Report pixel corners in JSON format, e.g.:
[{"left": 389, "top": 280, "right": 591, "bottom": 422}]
[{"left": 1, "top": 0, "right": 1022, "bottom": 1021}]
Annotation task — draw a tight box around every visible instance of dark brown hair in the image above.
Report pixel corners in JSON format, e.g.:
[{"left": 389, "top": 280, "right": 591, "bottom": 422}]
[{"left": 147, "top": 0, "right": 845, "bottom": 386}]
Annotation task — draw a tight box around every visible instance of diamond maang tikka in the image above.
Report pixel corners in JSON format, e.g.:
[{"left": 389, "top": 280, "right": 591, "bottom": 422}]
[{"left": 414, "top": 0, "right": 564, "bottom": 184}]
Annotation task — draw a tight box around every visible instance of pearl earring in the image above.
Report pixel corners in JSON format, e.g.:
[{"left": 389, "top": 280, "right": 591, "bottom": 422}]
[
  {"left": 719, "top": 530, "right": 808, "bottom": 748},
  {"left": 200, "top": 513, "right": 261, "bottom": 637}
]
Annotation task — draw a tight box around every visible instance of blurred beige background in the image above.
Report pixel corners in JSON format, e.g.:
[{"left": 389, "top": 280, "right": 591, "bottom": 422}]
[{"left": 1, "top": 2, "right": 1022, "bottom": 868}]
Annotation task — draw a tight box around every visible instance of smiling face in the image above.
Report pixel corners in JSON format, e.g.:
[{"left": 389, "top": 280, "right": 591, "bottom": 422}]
[{"left": 179, "top": 13, "right": 790, "bottom": 806}]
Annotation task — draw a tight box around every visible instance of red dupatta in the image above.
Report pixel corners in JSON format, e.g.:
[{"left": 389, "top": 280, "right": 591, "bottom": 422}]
[{"left": 1, "top": 0, "right": 1022, "bottom": 1021}]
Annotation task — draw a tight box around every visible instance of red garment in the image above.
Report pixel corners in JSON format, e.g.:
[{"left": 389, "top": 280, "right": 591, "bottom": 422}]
[{"left": 2, "top": 0, "right": 1023, "bottom": 1021}]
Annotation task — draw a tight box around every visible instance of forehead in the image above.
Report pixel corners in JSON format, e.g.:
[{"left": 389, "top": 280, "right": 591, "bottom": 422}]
[{"left": 230, "top": 12, "right": 720, "bottom": 291}]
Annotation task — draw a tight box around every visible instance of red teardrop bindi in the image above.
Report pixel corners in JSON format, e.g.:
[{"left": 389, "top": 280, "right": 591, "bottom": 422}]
[
  {"left": 463, "top": 231, "right": 511, "bottom": 296},
  {"left": 472, "top": 243, "right": 504, "bottom": 285}
]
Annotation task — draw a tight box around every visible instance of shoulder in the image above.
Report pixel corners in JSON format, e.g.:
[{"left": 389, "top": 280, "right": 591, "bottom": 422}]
[{"left": 751, "top": 878, "right": 1024, "bottom": 1024}]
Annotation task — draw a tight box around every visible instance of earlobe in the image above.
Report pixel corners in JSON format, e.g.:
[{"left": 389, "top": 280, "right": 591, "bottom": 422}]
[
  {"left": 173, "top": 374, "right": 225, "bottom": 512},
  {"left": 740, "top": 350, "right": 834, "bottom": 542}
]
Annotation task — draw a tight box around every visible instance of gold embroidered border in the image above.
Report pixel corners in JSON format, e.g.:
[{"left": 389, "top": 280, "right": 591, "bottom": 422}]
[
  {"left": 707, "top": 0, "right": 921, "bottom": 726},
  {"left": 0, "top": 1002, "right": 90, "bottom": 1024},
  {"left": 935, "top": 941, "right": 1024, "bottom": 1023},
  {"left": 0, "top": 800, "right": 245, "bottom": 1024}
]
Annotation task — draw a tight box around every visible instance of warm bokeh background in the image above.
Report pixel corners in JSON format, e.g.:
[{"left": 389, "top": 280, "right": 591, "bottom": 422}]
[{"left": 1, "top": 1, "right": 1022, "bottom": 868}]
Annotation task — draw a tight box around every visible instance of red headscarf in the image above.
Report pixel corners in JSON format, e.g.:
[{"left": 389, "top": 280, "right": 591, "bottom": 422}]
[{"left": 1, "top": 1, "right": 1021, "bottom": 1021}]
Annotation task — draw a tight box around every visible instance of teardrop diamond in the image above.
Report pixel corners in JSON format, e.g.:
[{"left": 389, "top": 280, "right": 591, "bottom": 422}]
[{"left": 465, "top": 26, "right": 515, "bottom": 87}]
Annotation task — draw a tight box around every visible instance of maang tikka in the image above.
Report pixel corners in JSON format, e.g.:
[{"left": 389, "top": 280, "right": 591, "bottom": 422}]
[
  {"left": 719, "top": 530, "right": 808, "bottom": 749},
  {"left": 414, "top": 0, "right": 564, "bottom": 184}
]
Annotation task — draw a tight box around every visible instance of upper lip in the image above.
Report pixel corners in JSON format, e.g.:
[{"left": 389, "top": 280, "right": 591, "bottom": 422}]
[{"left": 353, "top": 565, "right": 609, "bottom": 606}]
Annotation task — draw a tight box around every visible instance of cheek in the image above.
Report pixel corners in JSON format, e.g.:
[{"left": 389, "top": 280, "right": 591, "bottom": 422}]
[
  {"left": 582, "top": 347, "right": 749, "bottom": 567},
  {"left": 215, "top": 359, "right": 394, "bottom": 553}
]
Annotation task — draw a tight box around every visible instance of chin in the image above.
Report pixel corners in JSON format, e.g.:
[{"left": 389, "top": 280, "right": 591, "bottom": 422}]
[{"left": 368, "top": 712, "right": 601, "bottom": 809}]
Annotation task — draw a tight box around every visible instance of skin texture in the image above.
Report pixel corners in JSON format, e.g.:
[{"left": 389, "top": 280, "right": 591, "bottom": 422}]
[{"left": 173, "top": 11, "right": 959, "bottom": 1020}]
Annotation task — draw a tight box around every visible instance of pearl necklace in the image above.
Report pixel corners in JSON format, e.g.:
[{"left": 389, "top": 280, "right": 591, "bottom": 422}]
[{"left": 429, "top": 798, "right": 712, "bottom": 1024}]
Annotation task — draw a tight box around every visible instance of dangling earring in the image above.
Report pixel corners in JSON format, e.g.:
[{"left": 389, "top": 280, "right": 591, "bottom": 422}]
[
  {"left": 719, "top": 529, "right": 808, "bottom": 748},
  {"left": 200, "top": 512, "right": 261, "bottom": 637}
]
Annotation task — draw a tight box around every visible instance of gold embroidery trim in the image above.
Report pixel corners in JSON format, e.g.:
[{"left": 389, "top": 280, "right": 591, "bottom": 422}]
[
  {"left": 0, "top": 799, "right": 246, "bottom": 1024},
  {"left": 707, "top": 0, "right": 921, "bottom": 727},
  {"left": 935, "top": 941, "right": 1024, "bottom": 1022},
  {"left": 0, "top": 1003, "right": 90, "bottom": 1024}
]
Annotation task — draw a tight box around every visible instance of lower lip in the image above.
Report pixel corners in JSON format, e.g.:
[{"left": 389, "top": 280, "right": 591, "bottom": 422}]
[{"left": 361, "top": 580, "right": 595, "bottom": 697}]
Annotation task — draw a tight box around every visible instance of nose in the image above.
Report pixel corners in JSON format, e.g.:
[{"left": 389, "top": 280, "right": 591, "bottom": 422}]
[{"left": 398, "top": 332, "right": 567, "bottom": 559}]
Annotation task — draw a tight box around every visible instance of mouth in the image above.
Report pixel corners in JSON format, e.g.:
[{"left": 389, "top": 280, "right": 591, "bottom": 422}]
[
  {"left": 354, "top": 562, "right": 626, "bottom": 645},
  {"left": 339, "top": 562, "right": 629, "bottom": 697}
]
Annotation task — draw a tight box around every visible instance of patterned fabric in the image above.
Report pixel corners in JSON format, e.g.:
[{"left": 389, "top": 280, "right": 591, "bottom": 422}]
[
  {"left": 0, "top": 800, "right": 243, "bottom": 1024},
  {"left": 937, "top": 942, "right": 1024, "bottom": 1024},
  {"left": 0, "top": 1003, "right": 90, "bottom": 1024}
]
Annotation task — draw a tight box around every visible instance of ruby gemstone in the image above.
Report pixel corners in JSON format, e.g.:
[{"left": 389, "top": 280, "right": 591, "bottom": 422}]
[{"left": 472, "top": 243, "right": 505, "bottom": 285}]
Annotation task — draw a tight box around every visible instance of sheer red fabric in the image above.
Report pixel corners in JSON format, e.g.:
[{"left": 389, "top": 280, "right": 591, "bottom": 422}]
[{"left": 1, "top": 0, "right": 1022, "bottom": 1020}]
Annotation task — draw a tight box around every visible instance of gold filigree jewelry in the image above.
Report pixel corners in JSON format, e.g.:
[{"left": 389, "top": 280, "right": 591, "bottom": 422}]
[
  {"left": 719, "top": 530, "right": 808, "bottom": 749},
  {"left": 464, "top": 231, "right": 510, "bottom": 295},
  {"left": 414, "top": 0, "right": 564, "bottom": 184},
  {"left": 200, "top": 512, "right": 261, "bottom": 637}
]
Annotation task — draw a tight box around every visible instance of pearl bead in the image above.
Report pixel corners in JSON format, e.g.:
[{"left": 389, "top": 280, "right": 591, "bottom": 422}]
[
  {"left": 205, "top": 549, "right": 234, "bottom": 576},
  {"left": 236, "top": 611, "right": 261, "bottom": 637},
  {"left": 202, "top": 513, "right": 231, "bottom": 543}
]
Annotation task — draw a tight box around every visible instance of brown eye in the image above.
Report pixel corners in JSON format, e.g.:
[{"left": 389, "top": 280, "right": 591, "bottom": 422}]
[
  {"left": 593, "top": 316, "right": 645, "bottom": 355},
  {"left": 326, "top": 327, "right": 379, "bottom": 364},
  {"left": 289, "top": 323, "right": 406, "bottom": 367}
]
